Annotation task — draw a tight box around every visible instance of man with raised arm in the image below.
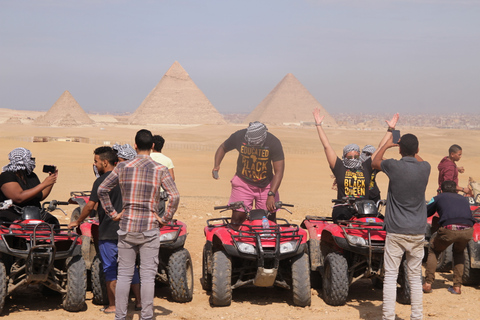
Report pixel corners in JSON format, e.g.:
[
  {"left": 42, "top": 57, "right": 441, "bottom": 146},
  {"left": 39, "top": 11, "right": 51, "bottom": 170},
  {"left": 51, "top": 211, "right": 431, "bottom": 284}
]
[{"left": 372, "top": 132, "right": 431, "bottom": 320}]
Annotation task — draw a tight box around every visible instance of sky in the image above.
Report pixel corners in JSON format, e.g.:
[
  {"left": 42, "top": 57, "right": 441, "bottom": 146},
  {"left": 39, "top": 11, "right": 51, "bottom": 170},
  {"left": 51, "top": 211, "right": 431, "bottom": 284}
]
[{"left": 1, "top": 0, "right": 479, "bottom": 115}]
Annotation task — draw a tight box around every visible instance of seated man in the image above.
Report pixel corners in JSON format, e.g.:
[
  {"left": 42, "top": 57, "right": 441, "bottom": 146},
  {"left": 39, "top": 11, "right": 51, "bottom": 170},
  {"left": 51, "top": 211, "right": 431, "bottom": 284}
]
[{"left": 423, "top": 180, "right": 475, "bottom": 295}]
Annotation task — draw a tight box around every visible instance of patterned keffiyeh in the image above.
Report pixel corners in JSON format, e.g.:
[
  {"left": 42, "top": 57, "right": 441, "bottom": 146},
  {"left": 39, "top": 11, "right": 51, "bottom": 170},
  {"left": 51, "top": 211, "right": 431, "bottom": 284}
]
[
  {"left": 342, "top": 144, "right": 362, "bottom": 170},
  {"left": 112, "top": 143, "right": 137, "bottom": 161},
  {"left": 360, "top": 145, "right": 376, "bottom": 163},
  {"left": 245, "top": 121, "right": 268, "bottom": 146},
  {"left": 2, "top": 147, "right": 36, "bottom": 174}
]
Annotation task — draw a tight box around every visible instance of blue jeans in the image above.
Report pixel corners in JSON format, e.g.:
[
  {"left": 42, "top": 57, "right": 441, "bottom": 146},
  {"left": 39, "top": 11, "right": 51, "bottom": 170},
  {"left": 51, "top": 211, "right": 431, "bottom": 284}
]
[
  {"left": 98, "top": 239, "right": 140, "bottom": 283},
  {"left": 115, "top": 228, "right": 160, "bottom": 320},
  {"left": 383, "top": 233, "right": 424, "bottom": 320}
]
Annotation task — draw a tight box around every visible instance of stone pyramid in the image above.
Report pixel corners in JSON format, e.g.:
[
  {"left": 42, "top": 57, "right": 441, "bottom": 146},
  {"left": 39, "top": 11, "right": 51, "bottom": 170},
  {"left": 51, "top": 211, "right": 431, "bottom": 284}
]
[
  {"left": 34, "top": 90, "right": 94, "bottom": 126},
  {"left": 245, "top": 73, "right": 337, "bottom": 126},
  {"left": 130, "top": 61, "right": 226, "bottom": 125}
]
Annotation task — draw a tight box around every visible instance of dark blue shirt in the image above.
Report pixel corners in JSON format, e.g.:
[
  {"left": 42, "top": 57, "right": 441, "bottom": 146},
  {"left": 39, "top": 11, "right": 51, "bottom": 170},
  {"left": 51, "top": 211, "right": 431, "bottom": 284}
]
[{"left": 427, "top": 192, "right": 475, "bottom": 227}]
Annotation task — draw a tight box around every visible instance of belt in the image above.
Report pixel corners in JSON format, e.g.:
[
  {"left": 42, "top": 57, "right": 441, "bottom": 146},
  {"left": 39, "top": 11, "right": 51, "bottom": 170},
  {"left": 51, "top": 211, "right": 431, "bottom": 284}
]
[{"left": 443, "top": 224, "right": 472, "bottom": 231}]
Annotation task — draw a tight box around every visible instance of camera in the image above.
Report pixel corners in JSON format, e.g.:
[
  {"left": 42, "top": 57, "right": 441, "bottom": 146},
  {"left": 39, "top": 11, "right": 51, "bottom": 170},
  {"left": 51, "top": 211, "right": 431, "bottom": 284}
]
[{"left": 43, "top": 165, "right": 56, "bottom": 173}]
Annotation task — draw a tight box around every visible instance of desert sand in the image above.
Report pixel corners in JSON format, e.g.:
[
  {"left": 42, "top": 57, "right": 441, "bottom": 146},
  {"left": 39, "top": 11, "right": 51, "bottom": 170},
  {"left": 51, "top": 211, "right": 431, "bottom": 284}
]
[{"left": 0, "top": 113, "right": 479, "bottom": 320}]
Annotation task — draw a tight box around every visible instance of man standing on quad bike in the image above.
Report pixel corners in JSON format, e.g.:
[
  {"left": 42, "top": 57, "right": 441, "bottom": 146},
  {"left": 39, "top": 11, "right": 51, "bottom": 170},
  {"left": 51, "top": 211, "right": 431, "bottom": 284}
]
[
  {"left": 212, "top": 121, "right": 284, "bottom": 227},
  {"left": 98, "top": 129, "right": 180, "bottom": 320},
  {"left": 423, "top": 180, "right": 475, "bottom": 295},
  {"left": 312, "top": 109, "right": 399, "bottom": 222},
  {"left": 69, "top": 146, "right": 141, "bottom": 314},
  {"left": 372, "top": 132, "right": 431, "bottom": 320},
  {"left": 0, "top": 147, "right": 59, "bottom": 225}
]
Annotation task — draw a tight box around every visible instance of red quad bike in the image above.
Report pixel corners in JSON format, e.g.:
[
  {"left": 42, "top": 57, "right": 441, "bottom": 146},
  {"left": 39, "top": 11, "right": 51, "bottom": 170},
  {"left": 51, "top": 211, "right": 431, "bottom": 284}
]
[
  {"left": 69, "top": 191, "right": 193, "bottom": 304},
  {"left": 425, "top": 193, "right": 480, "bottom": 285},
  {"left": 201, "top": 201, "right": 311, "bottom": 307},
  {"left": 0, "top": 200, "right": 86, "bottom": 313},
  {"left": 301, "top": 197, "right": 411, "bottom": 306}
]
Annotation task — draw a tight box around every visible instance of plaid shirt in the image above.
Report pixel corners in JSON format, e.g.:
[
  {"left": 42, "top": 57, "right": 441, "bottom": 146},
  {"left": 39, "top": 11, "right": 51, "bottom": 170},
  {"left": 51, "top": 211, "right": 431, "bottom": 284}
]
[{"left": 98, "top": 154, "right": 180, "bottom": 232}]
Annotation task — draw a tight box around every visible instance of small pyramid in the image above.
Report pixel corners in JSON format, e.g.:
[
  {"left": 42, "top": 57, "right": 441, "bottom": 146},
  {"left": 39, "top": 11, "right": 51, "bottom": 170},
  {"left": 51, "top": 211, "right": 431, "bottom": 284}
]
[
  {"left": 245, "top": 73, "right": 337, "bottom": 126},
  {"left": 5, "top": 117, "right": 22, "bottom": 125},
  {"left": 130, "top": 61, "right": 226, "bottom": 125},
  {"left": 35, "top": 90, "right": 94, "bottom": 126}
]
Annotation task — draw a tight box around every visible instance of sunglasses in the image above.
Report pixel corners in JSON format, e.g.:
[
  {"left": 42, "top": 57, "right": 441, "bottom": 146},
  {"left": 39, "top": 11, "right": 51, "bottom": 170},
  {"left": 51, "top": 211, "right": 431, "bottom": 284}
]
[{"left": 346, "top": 155, "right": 360, "bottom": 160}]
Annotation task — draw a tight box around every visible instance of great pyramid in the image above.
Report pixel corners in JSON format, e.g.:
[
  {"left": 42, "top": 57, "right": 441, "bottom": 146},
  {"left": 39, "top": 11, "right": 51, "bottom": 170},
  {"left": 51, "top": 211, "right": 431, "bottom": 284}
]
[
  {"left": 34, "top": 90, "right": 94, "bottom": 126},
  {"left": 130, "top": 61, "right": 226, "bottom": 125},
  {"left": 245, "top": 73, "right": 337, "bottom": 127}
]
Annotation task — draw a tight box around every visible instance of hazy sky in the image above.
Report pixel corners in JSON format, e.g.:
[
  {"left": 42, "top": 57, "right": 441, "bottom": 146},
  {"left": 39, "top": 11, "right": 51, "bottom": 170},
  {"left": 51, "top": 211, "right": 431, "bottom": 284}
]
[{"left": 1, "top": 0, "right": 479, "bottom": 115}]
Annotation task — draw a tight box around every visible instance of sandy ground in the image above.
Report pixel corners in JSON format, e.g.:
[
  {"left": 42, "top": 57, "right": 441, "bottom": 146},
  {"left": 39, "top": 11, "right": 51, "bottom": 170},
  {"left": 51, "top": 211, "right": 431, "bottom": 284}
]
[{"left": 0, "top": 118, "right": 479, "bottom": 319}]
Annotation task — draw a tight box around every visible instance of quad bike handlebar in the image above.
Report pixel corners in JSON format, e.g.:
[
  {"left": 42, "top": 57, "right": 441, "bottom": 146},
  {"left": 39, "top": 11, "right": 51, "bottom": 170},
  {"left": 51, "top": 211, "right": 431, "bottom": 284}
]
[
  {"left": 0, "top": 199, "right": 70, "bottom": 217},
  {"left": 214, "top": 201, "right": 294, "bottom": 214}
]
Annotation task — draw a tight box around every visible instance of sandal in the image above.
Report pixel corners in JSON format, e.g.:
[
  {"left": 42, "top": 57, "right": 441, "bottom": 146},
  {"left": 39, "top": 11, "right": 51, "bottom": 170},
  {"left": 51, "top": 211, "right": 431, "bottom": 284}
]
[{"left": 448, "top": 286, "right": 461, "bottom": 295}]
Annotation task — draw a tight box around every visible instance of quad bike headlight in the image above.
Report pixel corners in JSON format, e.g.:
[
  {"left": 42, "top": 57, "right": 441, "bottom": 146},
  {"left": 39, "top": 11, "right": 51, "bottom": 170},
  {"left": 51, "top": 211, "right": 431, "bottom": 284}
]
[
  {"left": 280, "top": 241, "right": 297, "bottom": 254},
  {"left": 160, "top": 232, "right": 176, "bottom": 242},
  {"left": 346, "top": 234, "right": 368, "bottom": 246},
  {"left": 237, "top": 242, "right": 257, "bottom": 254}
]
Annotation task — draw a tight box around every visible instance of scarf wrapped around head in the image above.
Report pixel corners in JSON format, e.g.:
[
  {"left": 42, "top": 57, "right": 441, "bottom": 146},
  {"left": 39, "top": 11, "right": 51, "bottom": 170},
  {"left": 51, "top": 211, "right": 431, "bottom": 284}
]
[
  {"left": 245, "top": 121, "right": 268, "bottom": 146},
  {"left": 342, "top": 144, "right": 362, "bottom": 170},
  {"left": 112, "top": 143, "right": 137, "bottom": 161},
  {"left": 2, "top": 147, "right": 36, "bottom": 174},
  {"left": 360, "top": 145, "right": 376, "bottom": 163}
]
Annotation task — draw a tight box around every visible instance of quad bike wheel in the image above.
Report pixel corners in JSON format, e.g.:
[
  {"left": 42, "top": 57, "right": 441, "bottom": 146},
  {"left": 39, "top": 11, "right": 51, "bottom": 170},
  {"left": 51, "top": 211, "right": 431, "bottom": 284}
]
[
  {"left": 211, "top": 250, "right": 232, "bottom": 306},
  {"left": 63, "top": 255, "right": 87, "bottom": 312},
  {"left": 291, "top": 251, "right": 311, "bottom": 307},
  {"left": 322, "top": 252, "right": 349, "bottom": 306},
  {"left": 430, "top": 232, "right": 453, "bottom": 272},
  {"left": 396, "top": 257, "right": 411, "bottom": 305},
  {"left": 91, "top": 254, "right": 108, "bottom": 305},
  {"left": 167, "top": 248, "right": 194, "bottom": 302},
  {"left": 0, "top": 261, "right": 6, "bottom": 313},
  {"left": 436, "top": 245, "right": 453, "bottom": 272},
  {"left": 463, "top": 240, "right": 480, "bottom": 286},
  {"left": 201, "top": 244, "right": 212, "bottom": 291}
]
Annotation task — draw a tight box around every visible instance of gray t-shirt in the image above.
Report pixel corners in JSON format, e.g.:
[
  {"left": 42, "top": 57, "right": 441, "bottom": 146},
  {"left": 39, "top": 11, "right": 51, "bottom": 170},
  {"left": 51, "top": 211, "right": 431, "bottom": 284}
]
[{"left": 381, "top": 156, "right": 431, "bottom": 234}]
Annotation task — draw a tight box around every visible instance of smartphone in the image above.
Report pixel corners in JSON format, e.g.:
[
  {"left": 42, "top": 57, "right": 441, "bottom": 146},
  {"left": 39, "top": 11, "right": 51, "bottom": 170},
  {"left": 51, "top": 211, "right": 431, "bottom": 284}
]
[
  {"left": 43, "top": 165, "right": 56, "bottom": 173},
  {"left": 392, "top": 130, "right": 401, "bottom": 144}
]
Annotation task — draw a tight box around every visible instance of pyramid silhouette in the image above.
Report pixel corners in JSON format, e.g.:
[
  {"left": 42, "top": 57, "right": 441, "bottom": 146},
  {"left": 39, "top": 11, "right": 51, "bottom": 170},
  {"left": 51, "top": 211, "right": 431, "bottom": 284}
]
[
  {"left": 245, "top": 73, "right": 337, "bottom": 126},
  {"left": 35, "top": 90, "right": 93, "bottom": 126},
  {"left": 130, "top": 61, "right": 226, "bottom": 125}
]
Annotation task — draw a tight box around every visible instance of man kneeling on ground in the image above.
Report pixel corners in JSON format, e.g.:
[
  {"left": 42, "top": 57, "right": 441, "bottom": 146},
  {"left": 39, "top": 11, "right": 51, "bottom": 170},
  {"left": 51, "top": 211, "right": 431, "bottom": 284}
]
[{"left": 423, "top": 180, "right": 475, "bottom": 295}]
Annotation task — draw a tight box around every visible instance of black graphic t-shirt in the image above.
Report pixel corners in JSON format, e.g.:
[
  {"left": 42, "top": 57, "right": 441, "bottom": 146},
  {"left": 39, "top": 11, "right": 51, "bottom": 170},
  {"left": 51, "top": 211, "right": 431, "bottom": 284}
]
[
  {"left": 332, "top": 158, "right": 372, "bottom": 199},
  {"left": 223, "top": 129, "right": 284, "bottom": 188},
  {"left": 89, "top": 171, "right": 122, "bottom": 241}
]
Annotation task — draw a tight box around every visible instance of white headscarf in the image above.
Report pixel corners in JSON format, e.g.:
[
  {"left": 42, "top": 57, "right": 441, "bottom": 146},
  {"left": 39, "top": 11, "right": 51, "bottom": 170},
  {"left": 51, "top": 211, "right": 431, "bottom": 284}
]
[
  {"left": 112, "top": 143, "right": 137, "bottom": 161},
  {"left": 360, "top": 145, "right": 376, "bottom": 163},
  {"left": 2, "top": 147, "right": 36, "bottom": 174},
  {"left": 342, "top": 144, "right": 362, "bottom": 170},
  {"left": 245, "top": 121, "right": 268, "bottom": 146}
]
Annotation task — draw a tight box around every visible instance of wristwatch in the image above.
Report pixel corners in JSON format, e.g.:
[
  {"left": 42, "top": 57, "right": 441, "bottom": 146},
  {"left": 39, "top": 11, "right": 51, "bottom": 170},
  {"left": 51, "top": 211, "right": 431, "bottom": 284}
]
[{"left": 267, "top": 191, "right": 276, "bottom": 197}]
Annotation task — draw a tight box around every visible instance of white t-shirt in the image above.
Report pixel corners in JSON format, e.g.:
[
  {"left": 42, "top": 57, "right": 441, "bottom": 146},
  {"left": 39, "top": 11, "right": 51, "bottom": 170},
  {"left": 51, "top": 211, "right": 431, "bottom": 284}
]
[{"left": 150, "top": 152, "right": 174, "bottom": 169}]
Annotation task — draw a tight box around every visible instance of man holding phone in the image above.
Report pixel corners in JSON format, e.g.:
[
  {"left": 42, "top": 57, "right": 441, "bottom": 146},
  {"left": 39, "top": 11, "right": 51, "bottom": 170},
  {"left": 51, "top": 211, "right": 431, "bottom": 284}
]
[{"left": 372, "top": 133, "right": 431, "bottom": 320}]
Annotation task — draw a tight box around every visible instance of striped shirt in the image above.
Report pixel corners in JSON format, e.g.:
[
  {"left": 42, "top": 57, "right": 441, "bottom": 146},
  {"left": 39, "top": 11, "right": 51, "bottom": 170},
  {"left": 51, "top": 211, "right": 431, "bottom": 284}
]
[{"left": 98, "top": 154, "right": 180, "bottom": 232}]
